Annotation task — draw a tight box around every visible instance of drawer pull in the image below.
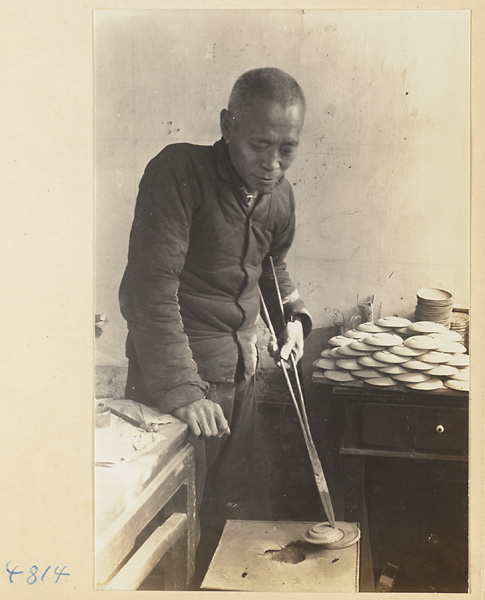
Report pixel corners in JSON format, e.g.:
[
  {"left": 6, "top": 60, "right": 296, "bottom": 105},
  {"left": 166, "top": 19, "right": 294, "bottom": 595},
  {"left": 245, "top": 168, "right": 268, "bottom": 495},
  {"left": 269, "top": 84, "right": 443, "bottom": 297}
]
[
  {"left": 427, "top": 533, "right": 440, "bottom": 546},
  {"left": 435, "top": 424, "right": 445, "bottom": 434}
]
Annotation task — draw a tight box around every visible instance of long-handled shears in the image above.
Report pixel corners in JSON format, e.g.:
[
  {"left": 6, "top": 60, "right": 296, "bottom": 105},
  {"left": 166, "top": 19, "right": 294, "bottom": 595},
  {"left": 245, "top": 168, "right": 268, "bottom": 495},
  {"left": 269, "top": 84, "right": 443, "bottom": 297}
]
[{"left": 259, "top": 256, "right": 337, "bottom": 529}]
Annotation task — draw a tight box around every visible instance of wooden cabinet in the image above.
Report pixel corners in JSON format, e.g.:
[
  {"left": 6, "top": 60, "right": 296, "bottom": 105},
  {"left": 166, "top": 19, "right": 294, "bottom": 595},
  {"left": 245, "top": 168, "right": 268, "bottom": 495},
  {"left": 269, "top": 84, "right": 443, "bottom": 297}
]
[
  {"left": 312, "top": 379, "right": 468, "bottom": 593},
  {"left": 362, "top": 402, "right": 467, "bottom": 453}
]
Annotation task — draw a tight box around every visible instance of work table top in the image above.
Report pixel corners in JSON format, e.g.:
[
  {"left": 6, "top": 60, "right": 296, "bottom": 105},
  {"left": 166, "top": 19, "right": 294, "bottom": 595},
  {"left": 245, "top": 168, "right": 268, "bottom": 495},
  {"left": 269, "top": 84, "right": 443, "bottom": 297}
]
[
  {"left": 95, "top": 419, "right": 189, "bottom": 536},
  {"left": 312, "top": 371, "right": 468, "bottom": 408}
]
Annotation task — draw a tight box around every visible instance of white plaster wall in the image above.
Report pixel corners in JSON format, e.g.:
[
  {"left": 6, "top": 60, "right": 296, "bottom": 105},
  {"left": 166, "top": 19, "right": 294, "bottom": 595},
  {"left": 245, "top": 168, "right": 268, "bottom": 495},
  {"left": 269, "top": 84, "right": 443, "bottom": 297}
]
[{"left": 95, "top": 9, "right": 469, "bottom": 366}]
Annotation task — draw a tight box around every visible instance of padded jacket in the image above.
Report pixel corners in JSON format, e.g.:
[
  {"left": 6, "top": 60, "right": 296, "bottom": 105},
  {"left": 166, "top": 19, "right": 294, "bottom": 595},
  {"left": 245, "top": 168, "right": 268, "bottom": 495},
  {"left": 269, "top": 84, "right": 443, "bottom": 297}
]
[{"left": 119, "top": 138, "right": 311, "bottom": 413}]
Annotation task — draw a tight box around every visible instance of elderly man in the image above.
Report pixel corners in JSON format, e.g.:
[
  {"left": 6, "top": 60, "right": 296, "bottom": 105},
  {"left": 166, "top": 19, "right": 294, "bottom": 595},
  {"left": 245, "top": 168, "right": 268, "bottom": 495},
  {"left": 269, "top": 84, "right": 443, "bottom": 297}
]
[{"left": 119, "top": 67, "right": 312, "bottom": 579}]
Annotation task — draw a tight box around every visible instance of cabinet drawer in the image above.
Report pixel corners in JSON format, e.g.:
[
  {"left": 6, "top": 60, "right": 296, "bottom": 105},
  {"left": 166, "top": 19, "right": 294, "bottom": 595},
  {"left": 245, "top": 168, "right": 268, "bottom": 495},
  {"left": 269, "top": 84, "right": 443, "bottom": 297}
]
[{"left": 362, "top": 403, "right": 468, "bottom": 453}]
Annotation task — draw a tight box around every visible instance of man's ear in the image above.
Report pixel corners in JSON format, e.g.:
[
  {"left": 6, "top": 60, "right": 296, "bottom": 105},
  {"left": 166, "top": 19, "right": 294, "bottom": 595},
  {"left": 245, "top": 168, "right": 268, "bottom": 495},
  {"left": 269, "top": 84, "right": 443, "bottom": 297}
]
[{"left": 220, "top": 109, "right": 234, "bottom": 142}]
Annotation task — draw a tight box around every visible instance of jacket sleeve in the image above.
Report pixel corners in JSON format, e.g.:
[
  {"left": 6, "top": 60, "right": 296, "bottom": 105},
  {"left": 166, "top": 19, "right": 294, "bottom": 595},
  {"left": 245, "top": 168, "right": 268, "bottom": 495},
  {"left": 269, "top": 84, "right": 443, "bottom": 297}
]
[
  {"left": 119, "top": 147, "right": 210, "bottom": 413},
  {"left": 259, "top": 185, "right": 312, "bottom": 339}
]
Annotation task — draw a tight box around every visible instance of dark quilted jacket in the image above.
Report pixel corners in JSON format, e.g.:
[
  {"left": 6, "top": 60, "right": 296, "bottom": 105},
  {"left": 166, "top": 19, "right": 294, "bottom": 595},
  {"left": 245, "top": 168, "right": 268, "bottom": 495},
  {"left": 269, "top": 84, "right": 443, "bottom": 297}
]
[{"left": 119, "top": 138, "right": 311, "bottom": 413}]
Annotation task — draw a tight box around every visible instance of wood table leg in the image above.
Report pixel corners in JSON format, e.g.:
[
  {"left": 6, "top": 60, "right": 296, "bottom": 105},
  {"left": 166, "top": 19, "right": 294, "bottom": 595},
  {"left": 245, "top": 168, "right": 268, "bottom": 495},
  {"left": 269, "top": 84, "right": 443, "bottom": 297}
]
[
  {"left": 344, "top": 454, "right": 375, "bottom": 592},
  {"left": 161, "top": 445, "right": 197, "bottom": 590}
]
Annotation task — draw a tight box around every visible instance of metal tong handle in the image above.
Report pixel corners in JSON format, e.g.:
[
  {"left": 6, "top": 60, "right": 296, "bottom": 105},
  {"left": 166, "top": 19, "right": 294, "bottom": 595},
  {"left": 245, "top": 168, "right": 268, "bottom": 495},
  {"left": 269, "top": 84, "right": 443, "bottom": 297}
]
[{"left": 260, "top": 257, "right": 337, "bottom": 528}]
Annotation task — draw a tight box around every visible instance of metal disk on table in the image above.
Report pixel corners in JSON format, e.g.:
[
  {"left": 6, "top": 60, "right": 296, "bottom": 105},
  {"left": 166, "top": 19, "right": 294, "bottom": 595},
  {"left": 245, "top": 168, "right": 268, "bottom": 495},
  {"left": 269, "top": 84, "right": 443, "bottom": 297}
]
[{"left": 304, "top": 521, "right": 361, "bottom": 549}]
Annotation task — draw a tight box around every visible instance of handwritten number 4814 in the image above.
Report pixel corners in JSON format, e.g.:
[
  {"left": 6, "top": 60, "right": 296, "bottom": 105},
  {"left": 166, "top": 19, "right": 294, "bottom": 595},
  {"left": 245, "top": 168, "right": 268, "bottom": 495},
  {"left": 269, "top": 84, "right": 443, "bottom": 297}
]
[{"left": 6, "top": 562, "right": 70, "bottom": 584}]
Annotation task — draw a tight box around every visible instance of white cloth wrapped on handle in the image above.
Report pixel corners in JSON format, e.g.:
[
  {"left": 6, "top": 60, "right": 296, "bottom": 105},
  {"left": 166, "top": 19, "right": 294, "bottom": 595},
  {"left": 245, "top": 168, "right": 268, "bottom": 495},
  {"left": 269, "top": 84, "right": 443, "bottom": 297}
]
[{"left": 98, "top": 397, "right": 177, "bottom": 429}]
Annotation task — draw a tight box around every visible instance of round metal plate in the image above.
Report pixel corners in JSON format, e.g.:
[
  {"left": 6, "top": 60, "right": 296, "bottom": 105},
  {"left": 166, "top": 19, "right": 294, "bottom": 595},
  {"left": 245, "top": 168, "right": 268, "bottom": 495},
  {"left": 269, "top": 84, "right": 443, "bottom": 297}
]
[{"left": 303, "top": 521, "right": 361, "bottom": 549}]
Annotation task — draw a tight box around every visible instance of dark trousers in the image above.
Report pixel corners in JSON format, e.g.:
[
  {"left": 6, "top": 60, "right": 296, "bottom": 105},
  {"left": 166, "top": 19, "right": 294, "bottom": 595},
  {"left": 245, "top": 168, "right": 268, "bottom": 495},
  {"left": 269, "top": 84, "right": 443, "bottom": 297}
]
[{"left": 189, "top": 375, "right": 272, "bottom": 587}]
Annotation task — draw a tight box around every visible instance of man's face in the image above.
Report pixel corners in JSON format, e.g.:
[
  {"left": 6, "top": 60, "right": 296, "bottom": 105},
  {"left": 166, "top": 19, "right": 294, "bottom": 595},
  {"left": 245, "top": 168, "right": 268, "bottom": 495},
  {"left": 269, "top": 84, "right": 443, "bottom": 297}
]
[{"left": 222, "top": 99, "right": 304, "bottom": 193}]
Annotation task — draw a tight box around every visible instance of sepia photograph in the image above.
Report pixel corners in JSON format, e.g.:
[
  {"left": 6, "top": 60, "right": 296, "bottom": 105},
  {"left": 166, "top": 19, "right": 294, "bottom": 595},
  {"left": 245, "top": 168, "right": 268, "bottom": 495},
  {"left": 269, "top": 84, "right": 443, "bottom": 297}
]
[
  {"left": 3, "top": 0, "right": 485, "bottom": 598},
  {"left": 93, "top": 9, "right": 471, "bottom": 593}
]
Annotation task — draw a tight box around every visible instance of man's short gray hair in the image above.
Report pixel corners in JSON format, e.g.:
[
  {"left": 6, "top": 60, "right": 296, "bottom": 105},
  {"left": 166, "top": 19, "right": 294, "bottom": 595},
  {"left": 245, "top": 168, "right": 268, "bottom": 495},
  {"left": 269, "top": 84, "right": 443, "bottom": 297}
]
[{"left": 228, "top": 67, "right": 306, "bottom": 118}]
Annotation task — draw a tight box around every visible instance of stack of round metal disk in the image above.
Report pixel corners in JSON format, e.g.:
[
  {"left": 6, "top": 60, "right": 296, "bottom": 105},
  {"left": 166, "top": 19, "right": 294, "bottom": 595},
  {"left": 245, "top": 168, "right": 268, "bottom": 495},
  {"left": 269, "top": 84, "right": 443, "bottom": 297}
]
[
  {"left": 450, "top": 311, "right": 469, "bottom": 352},
  {"left": 415, "top": 288, "right": 453, "bottom": 328},
  {"left": 313, "top": 317, "right": 469, "bottom": 392},
  {"left": 443, "top": 352, "right": 470, "bottom": 392}
]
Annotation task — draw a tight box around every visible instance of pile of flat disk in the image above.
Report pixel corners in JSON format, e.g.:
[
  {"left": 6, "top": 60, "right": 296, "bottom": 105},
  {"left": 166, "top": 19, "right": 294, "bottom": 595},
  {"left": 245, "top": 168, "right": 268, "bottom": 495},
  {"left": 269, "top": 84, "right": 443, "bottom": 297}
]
[
  {"left": 415, "top": 288, "right": 453, "bottom": 328},
  {"left": 450, "top": 310, "right": 469, "bottom": 352},
  {"left": 313, "top": 317, "right": 469, "bottom": 392}
]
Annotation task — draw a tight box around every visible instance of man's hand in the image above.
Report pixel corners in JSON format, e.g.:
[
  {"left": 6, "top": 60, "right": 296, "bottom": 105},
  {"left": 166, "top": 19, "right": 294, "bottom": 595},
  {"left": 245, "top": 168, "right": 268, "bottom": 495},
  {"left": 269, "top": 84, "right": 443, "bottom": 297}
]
[
  {"left": 268, "top": 319, "right": 304, "bottom": 367},
  {"left": 172, "top": 398, "right": 231, "bottom": 438},
  {"left": 280, "top": 319, "right": 304, "bottom": 363}
]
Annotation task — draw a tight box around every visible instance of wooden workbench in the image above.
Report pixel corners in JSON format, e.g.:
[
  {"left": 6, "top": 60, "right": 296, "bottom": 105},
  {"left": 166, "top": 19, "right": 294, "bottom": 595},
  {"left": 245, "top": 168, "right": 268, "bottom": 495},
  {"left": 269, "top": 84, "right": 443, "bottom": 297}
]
[
  {"left": 95, "top": 420, "right": 197, "bottom": 590},
  {"left": 202, "top": 519, "right": 360, "bottom": 592},
  {"left": 312, "top": 373, "right": 468, "bottom": 592}
]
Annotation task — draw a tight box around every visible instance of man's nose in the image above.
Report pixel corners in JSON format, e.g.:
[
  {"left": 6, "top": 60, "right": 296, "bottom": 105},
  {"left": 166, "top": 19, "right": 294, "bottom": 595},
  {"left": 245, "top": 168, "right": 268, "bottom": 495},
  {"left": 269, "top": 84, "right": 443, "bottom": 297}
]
[{"left": 261, "top": 148, "right": 280, "bottom": 172}]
